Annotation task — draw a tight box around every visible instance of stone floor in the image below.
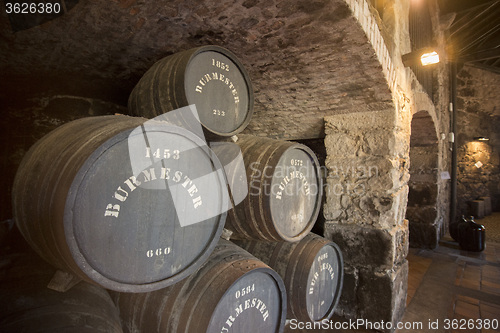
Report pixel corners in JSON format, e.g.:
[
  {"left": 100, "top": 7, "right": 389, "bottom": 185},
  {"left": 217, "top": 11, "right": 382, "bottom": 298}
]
[
  {"left": 285, "top": 213, "right": 500, "bottom": 332},
  {"left": 399, "top": 237, "right": 500, "bottom": 333},
  {"left": 395, "top": 212, "right": 500, "bottom": 333}
]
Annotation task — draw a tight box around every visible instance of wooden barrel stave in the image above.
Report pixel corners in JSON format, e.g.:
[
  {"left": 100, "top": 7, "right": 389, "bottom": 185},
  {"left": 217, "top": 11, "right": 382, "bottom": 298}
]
[
  {"left": 230, "top": 137, "right": 286, "bottom": 240},
  {"left": 230, "top": 137, "right": 274, "bottom": 239},
  {"left": 114, "top": 242, "right": 249, "bottom": 332},
  {"left": 245, "top": 139, "right": 286, "bottom": 240},
  {"left": 254, "top": 143, "right": 293, "bottom": 239}
]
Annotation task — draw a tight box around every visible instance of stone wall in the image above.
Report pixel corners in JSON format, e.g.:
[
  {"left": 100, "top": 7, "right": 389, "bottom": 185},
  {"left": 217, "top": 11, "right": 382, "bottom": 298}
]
[
  {"left": 323, "top": 110, "right": 410, "bottom": 328},
  {"left": 406, "top": 111, "right": 440, "bottom": 249},
  {"left": 456, "top": 65, "right": 500, "bottom": 215},
  {"left": 321, "top": 4, "right": 411, "bottom": 331},
  {"left": 0, "top": 0, "right": 395, "bottom": 141},
  {"left": 322, "top": 0, "right": 451, "bottom": 330}
]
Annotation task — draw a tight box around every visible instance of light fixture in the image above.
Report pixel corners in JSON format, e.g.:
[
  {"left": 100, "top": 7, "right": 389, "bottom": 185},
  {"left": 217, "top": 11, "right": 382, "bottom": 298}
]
[
  {"left": 474, "top": 137, "right": 489, "bottom": 141},
  {"left": 420, "top": 51, "right": 440, "bottom": 66},
  {"left": 402, "top": 48, "right": 440, "bottom": 67}
]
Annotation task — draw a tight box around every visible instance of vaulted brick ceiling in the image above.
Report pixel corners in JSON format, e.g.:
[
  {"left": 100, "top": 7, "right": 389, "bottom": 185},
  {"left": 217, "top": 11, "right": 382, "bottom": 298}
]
[{"left": 0, "top": 0, "right": 392, "bottom": 139}]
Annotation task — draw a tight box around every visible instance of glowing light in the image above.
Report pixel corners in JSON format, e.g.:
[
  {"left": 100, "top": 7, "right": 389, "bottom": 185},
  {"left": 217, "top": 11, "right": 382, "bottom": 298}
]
[
  {"left": 402, "top": 49, "right": 440, "bottom": 67},
  {"left": 420, "top": 51, "right": 440, "bottom": 66}
]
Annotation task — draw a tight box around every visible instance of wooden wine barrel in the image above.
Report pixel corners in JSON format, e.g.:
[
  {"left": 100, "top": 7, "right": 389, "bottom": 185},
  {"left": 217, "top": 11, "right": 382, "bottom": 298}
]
[
  {"left": 235, "top": 233, "right": 343, "bottom": 322},
  {"left": 0, "top": 251, "right": 123, "bottom": 332},
  {"left": 12, "top": 115, "right": 228, "bottom": 292},
  {"left": 111, "top": 239, "right": 286, "bottom": 333},
  {"left": 128, "top": 45, "right": 254, "bottom": 137},
  {"left": 226, "top": 135, "right": 322, "bottom": 242}
]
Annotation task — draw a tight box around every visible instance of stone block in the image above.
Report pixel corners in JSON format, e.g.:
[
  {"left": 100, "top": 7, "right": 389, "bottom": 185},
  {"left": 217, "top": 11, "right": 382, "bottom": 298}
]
[
  {"left": 364, "top": 130, "right": 395, "bottom": 157},
  {"left": 325, "top": 223, "right": 408, "bottom": 269},
  {"left": 377, "top": 185, "right": 409, "bottom": 229},
  {"left": 405, "top": 205, "right": 438, "bottom": 225},
  {"left": 409, "top": 146, "right": 439, "bottom": 174},
  {"left": 408, "top": 221, "right": 439, "bottom": 249},
  {"left": 326, "top": 224, "right": 391, "bottom": 268},
  {"left": 323, "top": 179, "right": 344, "bottom": 220},
  {"left": 324, "top": 110, "right": 395, "bottom": 132},
  {"left": 323, "top": 157, "right": 409, "bottom": 227},
  {"left": 394, "top": 220, "right": 409, "bottom": 265},
  {"left": 394, "top": 186, "right": 409, "bottom": 227},
  {"left": 324, "top": 133, "right": 358, "bottom": 159},
  {"left": 333, "top": 266, "right": 359, "bottom": 318},
  {"left": 479, "top": 196, "right": 492, "bottom": 215},
  {"left": 357, "top": 262, "right": 408, "bottom": 332},
  {"left": 407, "top": 183, "right": 438, "bottom": 206},
  {"left": 394, "top": 130, "right": 411, "bottom": 157},
  {"left": 469, "top": 200, "right": 485, "bottom": 219},
  {"left": 367, "top": 157, "right": 408, "bottom": 193}
]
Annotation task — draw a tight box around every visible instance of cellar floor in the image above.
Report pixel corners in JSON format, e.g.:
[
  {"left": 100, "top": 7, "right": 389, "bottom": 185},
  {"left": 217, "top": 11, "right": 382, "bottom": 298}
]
[
  {"left": 285, "top": 213, "right": 500, "bottom": 333},
  {"left": 398, "top": 229, "right": 500, "bottom": 333},
  {"left": 3, "top": 215, "right": 500, "bottom": 333}
]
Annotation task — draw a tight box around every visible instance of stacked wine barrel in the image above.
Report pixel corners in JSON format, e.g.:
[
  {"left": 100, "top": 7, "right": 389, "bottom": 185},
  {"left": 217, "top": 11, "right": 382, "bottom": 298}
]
[
  {"left": 235, "top": 233, "right": 343, "bottom": 323},
  {"left": 111, "top": 240, "right": 286, "bottom": 333},
  {"left": 12, "top": 115, "right": 228, "bottom": 293},
  {"left": 127, "top": 45, "right": 254, "bottom": 138},
  {"left": 218, "top": 133, "right": 344, "bottom": 323},
  {"left": 223, "top": 134, "right": 323, "bottom": 242},
  {"left": 7, "top": 45, "right": 343, "bottom": 332}
]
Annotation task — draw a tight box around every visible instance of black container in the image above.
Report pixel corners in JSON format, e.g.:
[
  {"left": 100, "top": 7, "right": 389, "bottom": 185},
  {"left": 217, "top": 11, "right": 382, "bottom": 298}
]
[
  {"left": 449, "top": 221, "right": 460, "bottom": 242},
  {"left": 457, "top": 216, "right": 486, "bottom": 252},
  {"left": 451, "top": 215, "right": 469, "bottom": 242}
]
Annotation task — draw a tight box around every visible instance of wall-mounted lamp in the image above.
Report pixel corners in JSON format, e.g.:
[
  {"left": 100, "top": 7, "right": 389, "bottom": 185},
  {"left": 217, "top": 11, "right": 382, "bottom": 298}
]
[
  {"left": 402, "top": 48, "right": 440, "bottom": 67},
  {"left": 474, "top": 137, "right": 489, "bottom": 141},
  {"left": 420, "top": 51, "right": 440, "bottom": 66}
]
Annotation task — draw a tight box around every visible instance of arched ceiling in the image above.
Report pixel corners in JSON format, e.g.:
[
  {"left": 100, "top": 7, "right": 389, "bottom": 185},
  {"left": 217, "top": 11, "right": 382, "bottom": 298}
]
[{"left": 0, "top": 0, "right": 393, "bottom": 139}]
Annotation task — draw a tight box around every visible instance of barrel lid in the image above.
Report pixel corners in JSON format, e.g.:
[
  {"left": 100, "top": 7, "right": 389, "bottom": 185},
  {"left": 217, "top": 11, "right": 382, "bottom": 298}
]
[
  {"left": 64, "top": 122, "right": 227, "bottom": 292},
  {"left": 206, "top": 267, "right": 286, "bottom": 333},
  {"left": 269, "top": 144, "right": 322, "bottom": 240},
  {"left": 184, "top": 45, "right": 254, "bottom": 137},
  {"left": 305, "top": 242, "right": 343, "bottom": 321}
]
